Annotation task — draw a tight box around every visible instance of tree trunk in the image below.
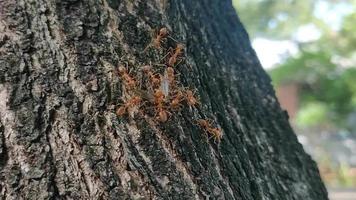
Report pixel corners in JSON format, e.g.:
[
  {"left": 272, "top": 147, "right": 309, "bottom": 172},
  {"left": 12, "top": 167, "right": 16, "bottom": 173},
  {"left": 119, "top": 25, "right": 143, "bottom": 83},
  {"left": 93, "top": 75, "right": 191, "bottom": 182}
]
[{"left": 0, "top": 0, "right": 328, "bottom": 199}]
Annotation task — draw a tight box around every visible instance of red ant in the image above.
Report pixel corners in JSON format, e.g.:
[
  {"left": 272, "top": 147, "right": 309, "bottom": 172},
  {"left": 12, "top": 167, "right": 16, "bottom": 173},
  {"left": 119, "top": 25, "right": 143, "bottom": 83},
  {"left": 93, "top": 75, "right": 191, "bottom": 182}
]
[
  {"left": 117, "top": 66, "right": 136, "bottom": 89},
  {"left": 170, "top": 90, "right": 184, "bottom": 110},
  {"left": 116, "top": 96, "right": 142, "bottom": 116},
  {"left": 142, "top": 65, "right": 161, "bottom": 88},
  {"left": 155, "top": 104, "right": 170, "bottom": 122},
  {"left": 196, "top": 119, "right": 223, "bottom": 142},
  {"left": 153, "top": 89, "right": 170, "bottom": 122},
  {"left": 166, "top": 67, "right": 175, "bottom": 84},
  {"left": 185, "top": 89, "right": 199, "bottom": 107},
  {"left": 168, "top": 43, "right": 184, "bottom": 66},
  {"left": 144, "top": 27, "right": 168, "bottom": 51}
]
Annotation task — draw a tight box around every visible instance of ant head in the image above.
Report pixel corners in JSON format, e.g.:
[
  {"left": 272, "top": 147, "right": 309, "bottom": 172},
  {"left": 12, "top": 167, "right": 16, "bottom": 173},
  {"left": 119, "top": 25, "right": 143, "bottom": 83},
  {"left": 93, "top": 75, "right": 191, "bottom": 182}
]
[
  {"left": 133, "top": 96, "right": 142, "bottom": 101},
  {"left": 154, "top": 89, "right": 164, "bottom": 96},
  {"left": 186, "top": 90, "right": 194, "bottom": 96},
  {"left": 177, "top": 43, "right": 184, "bottom": 50},
  {"left": 118, "top": 66, "right": 127, "bottom": 74},
  {"left": 167, "top": 67, "right": 174, "bottom": 73},
  {"left": 197, "top": 119, "right": 207, "bottom": 126},
  {"left": 176, "top": 90, "right": 183, "bottom": 95},
  {"left": 159, "top": 27, "right": 168, "bottom": 36},
  {"left": 116, "top": 107, "right": 126, "bottom": 116}
]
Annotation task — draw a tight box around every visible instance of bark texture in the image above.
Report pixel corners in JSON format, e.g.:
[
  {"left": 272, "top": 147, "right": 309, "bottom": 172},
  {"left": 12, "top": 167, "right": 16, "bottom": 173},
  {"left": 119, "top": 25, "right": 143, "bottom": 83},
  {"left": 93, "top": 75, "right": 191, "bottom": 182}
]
[{"left": 0, "top": 0, "right": 328, "bottom": 199}]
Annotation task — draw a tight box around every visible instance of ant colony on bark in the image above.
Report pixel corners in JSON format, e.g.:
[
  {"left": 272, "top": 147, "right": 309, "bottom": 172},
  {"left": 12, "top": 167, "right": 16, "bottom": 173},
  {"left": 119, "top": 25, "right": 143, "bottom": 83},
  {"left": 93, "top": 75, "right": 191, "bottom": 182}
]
[{"left": 115, "top": 27, "right": 223, "bottom": 143}]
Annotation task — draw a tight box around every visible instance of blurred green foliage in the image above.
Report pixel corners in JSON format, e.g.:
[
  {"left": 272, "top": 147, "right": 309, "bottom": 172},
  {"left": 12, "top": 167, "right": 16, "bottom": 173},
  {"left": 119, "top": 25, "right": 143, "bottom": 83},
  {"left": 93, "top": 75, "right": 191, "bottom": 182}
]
[
  {"left": 233, "top": 0, "right": 356, "bottom": 131},
  {"left": 232, "top": 0, "right": 314, "bottom": 39}
]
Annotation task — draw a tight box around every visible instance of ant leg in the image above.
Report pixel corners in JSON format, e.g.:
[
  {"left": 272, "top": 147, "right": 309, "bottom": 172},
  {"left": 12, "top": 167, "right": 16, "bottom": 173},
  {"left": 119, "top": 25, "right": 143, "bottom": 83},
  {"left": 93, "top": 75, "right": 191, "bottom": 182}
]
[
  {"left": 152, "top": 63, "right": 167, "bottom": 68},
  {"left": 158, "top": 51, "right": 172, "bottom": 63},
  {"left": 173, "top": 59, "right": 184, "bottom": 67},
  {"left": 171, "top": 102, "right": 184, "bottom": 111},
  {"left": 207, "top": 119, "right": 214, "bottom": 125},
  {"left": 174, "top": 55, "right": 190, "bottom": 68},
  {"left": 167, "top": 35, "right": 179, "bottom": 43},
  {"left": 207, "top": 134, "right": 215, "bottom": 141},
  {"left": 142, "top": 42, "right": 152, "bottom": 53}
]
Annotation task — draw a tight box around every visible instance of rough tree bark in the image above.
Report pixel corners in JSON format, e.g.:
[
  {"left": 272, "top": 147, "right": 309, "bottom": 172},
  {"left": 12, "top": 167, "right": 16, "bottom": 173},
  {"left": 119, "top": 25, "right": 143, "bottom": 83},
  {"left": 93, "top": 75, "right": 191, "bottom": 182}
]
[{"left": 0, "top": 0, "right": 328, "bottom": 199}]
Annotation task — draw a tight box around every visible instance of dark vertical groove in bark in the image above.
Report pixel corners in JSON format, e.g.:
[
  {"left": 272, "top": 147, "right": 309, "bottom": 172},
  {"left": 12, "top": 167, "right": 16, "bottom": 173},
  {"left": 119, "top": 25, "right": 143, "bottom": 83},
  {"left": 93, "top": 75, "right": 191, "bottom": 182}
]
[
  {"left": 0, "top": 0, "right": 328, "bottom": 199},
  {"left": 0, "top": 122, "right": 7, "bottom": 168}
]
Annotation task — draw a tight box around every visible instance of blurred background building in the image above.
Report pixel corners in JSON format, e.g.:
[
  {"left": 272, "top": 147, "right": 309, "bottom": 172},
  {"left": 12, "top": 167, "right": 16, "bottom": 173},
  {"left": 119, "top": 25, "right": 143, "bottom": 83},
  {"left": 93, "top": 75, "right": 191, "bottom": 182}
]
[{"left": 233, "top": 0, "right": 356, "bottom": 198}]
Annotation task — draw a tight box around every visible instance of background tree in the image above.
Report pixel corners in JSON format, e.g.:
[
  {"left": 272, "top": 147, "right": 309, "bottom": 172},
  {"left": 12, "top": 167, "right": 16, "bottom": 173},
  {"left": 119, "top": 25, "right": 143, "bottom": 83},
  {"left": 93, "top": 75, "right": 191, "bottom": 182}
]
[
  {"left": 234, "top": 0, "right": 356, "bottom": 187},
  {"left": 0, "top": 0, "right": 327, "bottom": 199},
  {"left": 234, "top": 0, "right": 356, "bottom": 131}
]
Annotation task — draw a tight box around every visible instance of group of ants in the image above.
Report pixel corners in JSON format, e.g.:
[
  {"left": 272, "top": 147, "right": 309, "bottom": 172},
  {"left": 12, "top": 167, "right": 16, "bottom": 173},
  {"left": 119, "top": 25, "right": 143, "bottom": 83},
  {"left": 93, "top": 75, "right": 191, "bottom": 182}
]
[{"left": 114, "top": 27, "right": 223, "bottom": 143}]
